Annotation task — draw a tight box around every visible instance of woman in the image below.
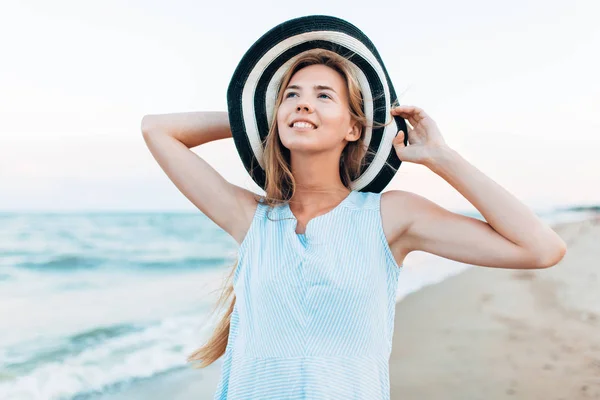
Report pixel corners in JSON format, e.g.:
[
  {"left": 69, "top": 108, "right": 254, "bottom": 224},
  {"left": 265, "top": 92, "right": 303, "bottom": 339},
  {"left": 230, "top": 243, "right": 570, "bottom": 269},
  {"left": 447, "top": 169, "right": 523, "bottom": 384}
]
[{"left": 141, "top": 16, "right": 566, "bottom": 400}]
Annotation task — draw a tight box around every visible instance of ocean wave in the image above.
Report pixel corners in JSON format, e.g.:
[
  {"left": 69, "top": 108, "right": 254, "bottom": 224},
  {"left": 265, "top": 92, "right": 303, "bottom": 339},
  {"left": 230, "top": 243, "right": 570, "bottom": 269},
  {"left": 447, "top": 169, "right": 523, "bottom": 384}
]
[
  {"left": 131, "top": 256, "right": 231, "bottom": 269},
  {"left": 70, "top": 324, "right": 147, "bottom": 347},
  {"left": 15, "top": 255, "right": 231, "bottom": 271},
  {"left": 0, "top": 314, "right": 213, "bottom": 400},
  {"left": 17, "top": 255, "right": 105, "bottom": 270},
  {"left": 2, "top": 324, "right": 148, "bottom": 377}
]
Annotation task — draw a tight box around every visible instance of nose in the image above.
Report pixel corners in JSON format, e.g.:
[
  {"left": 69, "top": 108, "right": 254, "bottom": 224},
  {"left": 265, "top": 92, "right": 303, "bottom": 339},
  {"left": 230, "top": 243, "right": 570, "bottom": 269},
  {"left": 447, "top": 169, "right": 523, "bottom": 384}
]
[{"left": 296, "top": 102, "right": 313, "bottom": 112}]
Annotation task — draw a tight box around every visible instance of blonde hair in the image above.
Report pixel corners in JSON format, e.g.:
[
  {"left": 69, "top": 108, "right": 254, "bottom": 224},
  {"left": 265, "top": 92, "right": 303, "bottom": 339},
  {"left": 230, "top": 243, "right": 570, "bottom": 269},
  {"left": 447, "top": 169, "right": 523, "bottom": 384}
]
[{"left": 187, "top": 48, "right": 400, "bottom": 368}]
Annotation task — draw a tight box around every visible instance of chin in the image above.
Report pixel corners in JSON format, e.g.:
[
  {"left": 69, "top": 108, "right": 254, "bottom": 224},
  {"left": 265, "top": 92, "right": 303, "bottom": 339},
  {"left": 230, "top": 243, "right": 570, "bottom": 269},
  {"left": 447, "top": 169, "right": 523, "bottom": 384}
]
[{"left": 280, "top": 138, "right": 319, "bottom": 153}]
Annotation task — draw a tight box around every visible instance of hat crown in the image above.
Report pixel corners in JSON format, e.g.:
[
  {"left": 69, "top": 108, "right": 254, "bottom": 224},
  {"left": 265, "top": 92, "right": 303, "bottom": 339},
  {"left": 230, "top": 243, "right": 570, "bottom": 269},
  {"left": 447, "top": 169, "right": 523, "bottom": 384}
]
[{"left": 227, "top": 15, "right": 407, "bottom": 193}]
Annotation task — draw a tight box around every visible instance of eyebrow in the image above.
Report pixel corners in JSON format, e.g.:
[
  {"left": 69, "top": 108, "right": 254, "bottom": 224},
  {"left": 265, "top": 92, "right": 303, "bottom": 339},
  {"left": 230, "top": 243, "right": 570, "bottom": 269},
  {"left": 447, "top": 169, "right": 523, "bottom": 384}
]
[{"left": 285, "top": 84, "right": 337, "bottom": 94}]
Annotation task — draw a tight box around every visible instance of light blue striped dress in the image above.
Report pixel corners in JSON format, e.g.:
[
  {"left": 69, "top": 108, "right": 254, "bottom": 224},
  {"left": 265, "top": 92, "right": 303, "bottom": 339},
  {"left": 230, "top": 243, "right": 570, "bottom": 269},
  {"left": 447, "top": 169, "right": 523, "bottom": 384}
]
[{"left": 213, "top": 190, "right": 402, "bottom": 399}]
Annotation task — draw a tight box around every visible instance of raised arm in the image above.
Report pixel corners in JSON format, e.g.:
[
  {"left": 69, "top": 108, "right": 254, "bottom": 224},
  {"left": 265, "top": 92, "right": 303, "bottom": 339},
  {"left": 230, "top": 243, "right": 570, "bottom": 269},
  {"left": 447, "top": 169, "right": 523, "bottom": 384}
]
[
  {"left": 383, "top": 106, "right": 566, "bottom": 270},
  {"left": 141, "top": 111, "right": 258, "bottom": 244}
]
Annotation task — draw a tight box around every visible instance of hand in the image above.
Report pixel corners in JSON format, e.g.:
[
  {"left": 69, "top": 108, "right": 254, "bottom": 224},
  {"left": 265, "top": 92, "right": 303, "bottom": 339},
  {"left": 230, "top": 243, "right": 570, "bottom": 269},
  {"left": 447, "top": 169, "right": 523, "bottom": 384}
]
[{"left": 391, "top": 105, "right": 449, "bottom": 166}]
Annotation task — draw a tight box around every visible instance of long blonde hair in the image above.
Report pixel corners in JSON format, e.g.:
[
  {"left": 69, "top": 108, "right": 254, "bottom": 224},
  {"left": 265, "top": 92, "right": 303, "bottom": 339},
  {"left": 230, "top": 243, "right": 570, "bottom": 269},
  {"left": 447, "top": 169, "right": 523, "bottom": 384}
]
[{"left": 187, "top": 48, "right": 400, "bottom": 368}]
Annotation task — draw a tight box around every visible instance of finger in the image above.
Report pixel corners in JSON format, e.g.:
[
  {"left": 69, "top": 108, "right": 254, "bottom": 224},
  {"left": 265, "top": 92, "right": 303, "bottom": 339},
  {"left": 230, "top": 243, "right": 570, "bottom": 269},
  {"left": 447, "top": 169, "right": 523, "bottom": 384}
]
[
  {"left": 391, "top": 109, "right": 417, "bottom": 128},
  {"left": 397, "top": 113, "right": 418, "bottom": 129},
  {"left": 391, "top": 105, "right": 429, "bottom": 123},
  {"left": 391, "top": 105, "right": 425, "bottom": 117},
  {"left": 393, "top": 130, "right": 406, "bottom": 147},
  {"left": 393, "top": 130, "right": 407, "bottom": 159},
  {"left": 394, "top": 109, "right": 426, "bottom": 125}
]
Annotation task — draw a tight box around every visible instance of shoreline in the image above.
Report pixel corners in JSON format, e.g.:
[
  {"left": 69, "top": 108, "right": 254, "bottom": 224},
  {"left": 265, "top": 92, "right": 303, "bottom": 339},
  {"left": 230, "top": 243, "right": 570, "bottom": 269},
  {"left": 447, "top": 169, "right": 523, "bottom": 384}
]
[{"left": 97, "top": 216, "right": 600, "bottom": 399}]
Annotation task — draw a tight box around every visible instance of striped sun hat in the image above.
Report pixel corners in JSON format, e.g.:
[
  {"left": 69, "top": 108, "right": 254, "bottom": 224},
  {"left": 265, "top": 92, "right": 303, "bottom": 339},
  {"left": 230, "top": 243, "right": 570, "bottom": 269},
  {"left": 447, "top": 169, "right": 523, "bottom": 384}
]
[{"left": 226, "top": 15, "right": 407, "bottom": 193}]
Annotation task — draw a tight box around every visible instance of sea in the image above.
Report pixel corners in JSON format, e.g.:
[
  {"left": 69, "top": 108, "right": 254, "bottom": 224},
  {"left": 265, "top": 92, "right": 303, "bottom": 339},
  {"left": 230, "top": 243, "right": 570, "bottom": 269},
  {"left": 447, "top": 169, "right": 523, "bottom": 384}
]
[{"left": 0, "top": 207, "right": 593, "bottom": 399}]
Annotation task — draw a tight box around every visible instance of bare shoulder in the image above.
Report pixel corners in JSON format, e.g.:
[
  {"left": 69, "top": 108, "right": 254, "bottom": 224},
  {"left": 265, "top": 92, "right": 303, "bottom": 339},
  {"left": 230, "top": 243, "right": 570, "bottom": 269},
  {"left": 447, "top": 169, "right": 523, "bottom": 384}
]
[{"left": 380, "top": 189, "right": 428, "bottom": 262}]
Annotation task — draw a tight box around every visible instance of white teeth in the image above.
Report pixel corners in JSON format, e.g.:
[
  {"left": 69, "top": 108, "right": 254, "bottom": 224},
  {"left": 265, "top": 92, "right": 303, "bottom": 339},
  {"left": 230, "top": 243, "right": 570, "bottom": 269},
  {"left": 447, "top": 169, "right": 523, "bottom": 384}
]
[{"left": 292, "top": 121, "right": 316, "bottom": 129}]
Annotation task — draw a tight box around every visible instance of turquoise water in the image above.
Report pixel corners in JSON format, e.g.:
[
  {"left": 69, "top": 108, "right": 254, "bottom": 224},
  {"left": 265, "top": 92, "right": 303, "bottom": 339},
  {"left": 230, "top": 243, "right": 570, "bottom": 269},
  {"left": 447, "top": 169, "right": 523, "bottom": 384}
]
[
  {"left": 0, "top": 208, "right": 592, "bottom": 399},
  {"left": 0, "top": 212, "right": 238, "bottom": 399}
]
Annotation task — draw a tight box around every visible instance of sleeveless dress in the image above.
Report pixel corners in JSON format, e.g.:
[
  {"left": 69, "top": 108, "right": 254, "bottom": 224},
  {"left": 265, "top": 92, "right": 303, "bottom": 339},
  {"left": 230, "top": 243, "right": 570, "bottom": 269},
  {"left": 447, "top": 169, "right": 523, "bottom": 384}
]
[{"left": 213, "top": 190, "right": 403, "bottom": 399}]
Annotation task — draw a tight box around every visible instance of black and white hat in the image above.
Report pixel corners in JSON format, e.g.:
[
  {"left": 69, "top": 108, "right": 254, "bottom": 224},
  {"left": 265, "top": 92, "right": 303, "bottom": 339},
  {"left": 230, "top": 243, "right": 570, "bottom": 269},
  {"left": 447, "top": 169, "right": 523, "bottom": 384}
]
[{"left": 227, "top": 15, "right": 407, "bottom": 193}]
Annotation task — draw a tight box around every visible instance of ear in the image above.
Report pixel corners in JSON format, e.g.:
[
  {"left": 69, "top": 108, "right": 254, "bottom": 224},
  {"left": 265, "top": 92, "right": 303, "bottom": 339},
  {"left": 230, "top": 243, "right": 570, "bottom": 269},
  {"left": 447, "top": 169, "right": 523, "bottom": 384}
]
[{"left": 345, "top": 121, "right": 361, "bottom": 142}]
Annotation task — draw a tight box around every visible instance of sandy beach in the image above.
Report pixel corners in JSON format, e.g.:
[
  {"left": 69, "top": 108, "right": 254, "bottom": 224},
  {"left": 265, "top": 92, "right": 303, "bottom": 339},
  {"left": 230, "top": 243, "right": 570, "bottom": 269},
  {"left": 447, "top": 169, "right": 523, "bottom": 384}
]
[
  {"left": 101, "top": 216, "right": 600, "bottom": 399},
  {"left": 389, "top": 216, "right": 600, "bottom": 400}
]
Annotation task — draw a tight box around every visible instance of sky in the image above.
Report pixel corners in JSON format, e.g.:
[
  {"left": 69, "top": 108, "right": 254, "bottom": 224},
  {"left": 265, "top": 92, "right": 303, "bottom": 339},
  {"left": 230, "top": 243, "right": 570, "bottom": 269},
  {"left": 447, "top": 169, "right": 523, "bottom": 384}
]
[{"left": 1, "top": 0, "right": 599, "bottom": 212}]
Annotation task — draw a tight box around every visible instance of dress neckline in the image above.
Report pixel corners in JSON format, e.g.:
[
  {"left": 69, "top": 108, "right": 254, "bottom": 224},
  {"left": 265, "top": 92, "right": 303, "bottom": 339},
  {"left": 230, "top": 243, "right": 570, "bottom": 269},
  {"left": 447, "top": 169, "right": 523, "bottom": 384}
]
[{"left": 285, "top": 190, "right": 356, "bottom": 236}]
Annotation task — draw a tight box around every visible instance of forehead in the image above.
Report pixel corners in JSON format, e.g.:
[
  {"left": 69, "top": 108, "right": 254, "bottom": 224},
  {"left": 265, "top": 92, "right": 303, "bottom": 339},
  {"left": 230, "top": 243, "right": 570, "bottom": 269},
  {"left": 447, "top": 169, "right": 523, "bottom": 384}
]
[{"left": 288, "top": 64, "right": 345, "bottom": 90}]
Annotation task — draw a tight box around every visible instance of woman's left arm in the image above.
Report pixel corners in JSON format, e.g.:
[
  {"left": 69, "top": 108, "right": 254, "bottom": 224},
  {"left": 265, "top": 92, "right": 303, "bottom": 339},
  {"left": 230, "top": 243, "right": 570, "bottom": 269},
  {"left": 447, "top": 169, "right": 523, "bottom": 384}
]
[{"left": 388, "top": 105, "right": 567, "bottom": 269}]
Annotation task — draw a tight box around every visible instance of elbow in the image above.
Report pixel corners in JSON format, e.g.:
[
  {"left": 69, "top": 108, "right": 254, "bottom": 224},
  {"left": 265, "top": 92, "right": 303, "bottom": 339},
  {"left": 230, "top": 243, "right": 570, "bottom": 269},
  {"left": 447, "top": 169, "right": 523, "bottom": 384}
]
[
  {"left": 532, "top": 238, "right": 567, "bottom": 269},
  {"left": 141, "top": 114, "right": 156, "bottom": 136},
  {"left": 141, "top": 115, "right": 151, "bottom": 136}
]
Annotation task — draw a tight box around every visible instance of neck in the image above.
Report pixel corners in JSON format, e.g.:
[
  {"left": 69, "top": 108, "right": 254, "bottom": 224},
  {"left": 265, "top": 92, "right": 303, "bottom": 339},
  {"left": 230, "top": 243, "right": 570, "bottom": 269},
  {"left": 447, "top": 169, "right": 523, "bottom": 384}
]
[{"left": 288, "top": 151, "right": 350, "bottom": 213}]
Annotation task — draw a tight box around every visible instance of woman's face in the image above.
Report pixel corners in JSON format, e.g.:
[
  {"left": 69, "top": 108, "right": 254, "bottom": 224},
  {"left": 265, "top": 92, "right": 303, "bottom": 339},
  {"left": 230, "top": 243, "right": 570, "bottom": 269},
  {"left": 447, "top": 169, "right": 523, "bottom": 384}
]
[{"left": 276, "top": 64, "right": 358, "bottom": 154}]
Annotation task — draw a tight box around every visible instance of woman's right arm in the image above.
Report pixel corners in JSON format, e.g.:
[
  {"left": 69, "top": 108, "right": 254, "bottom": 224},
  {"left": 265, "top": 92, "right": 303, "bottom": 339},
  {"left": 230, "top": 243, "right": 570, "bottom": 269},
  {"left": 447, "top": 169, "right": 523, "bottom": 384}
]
[{"left": 141, "top": 111, "right": 257, "bottom": 245}]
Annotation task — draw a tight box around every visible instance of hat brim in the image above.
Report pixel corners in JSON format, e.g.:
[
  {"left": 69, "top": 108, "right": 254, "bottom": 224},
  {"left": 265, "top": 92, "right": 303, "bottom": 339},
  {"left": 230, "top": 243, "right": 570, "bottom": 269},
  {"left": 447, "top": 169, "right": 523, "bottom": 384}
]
[{"left": 227, "top": 15, "right": 407, "bottom": 193}]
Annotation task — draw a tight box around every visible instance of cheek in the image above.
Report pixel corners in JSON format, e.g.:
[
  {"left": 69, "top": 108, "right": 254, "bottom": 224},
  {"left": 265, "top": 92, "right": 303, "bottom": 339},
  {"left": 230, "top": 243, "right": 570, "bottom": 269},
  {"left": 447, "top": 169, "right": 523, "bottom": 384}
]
[
  {"left": 276, "top": 108, "right": 285, "bottom": 126},
  {"left": 320, "top": 111, "right": 351, "bottom": 137},
  {"left": 277, "top": 103, "right": 293, "bottom": 124},
  {"left": 321, "top": 106, "right": 348, "bottom": 123}
]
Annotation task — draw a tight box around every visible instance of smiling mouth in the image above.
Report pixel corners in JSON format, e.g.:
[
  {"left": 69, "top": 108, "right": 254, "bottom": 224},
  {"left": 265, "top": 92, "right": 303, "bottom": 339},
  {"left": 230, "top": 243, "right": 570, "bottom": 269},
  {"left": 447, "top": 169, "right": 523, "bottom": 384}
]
[{"left": 290, "top": 122, "right": 317, "bottom": 129}]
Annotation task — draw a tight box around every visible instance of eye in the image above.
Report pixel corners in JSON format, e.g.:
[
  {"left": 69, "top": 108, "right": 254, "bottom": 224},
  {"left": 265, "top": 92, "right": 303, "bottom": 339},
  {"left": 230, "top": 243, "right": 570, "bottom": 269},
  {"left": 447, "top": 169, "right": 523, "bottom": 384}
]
[{"left": 284, "top": 92, "right": 331, "bottom": 99}]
